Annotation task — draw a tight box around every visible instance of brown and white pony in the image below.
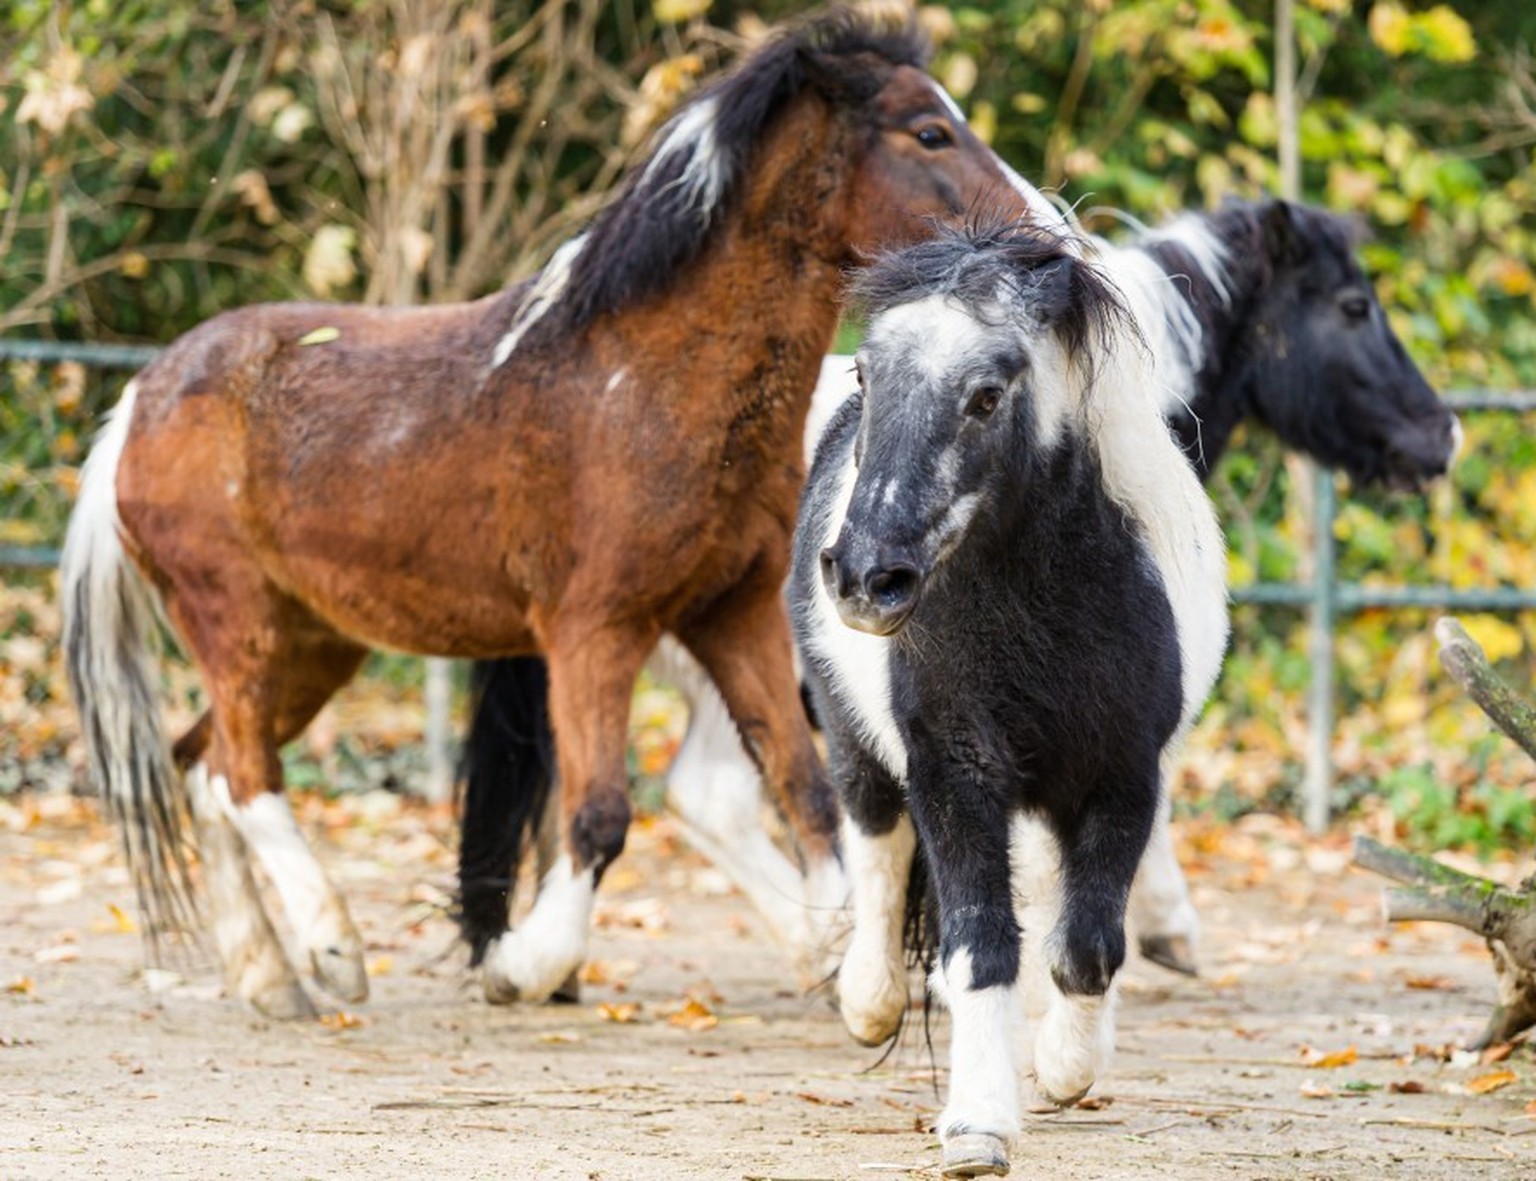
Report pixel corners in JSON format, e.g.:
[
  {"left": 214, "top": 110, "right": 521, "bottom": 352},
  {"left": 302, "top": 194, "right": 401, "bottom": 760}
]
[{"left": 61, "top": 9, "right": 1060, "bottom": 1017}]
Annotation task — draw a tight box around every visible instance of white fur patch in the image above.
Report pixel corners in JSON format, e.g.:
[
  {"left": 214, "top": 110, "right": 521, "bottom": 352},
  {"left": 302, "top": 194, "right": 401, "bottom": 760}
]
[
  {"left": 838, "top": 814, "right": 915, "bottom": 1045},
  {"left": 806, "top": 356, "right": 858, "bottom": 466},
  {"left": 482, "top": 854, "right": 596, "bottom": 1002},
  {"left": 492, "top": 233, "right": 587, "bottom": 368},
  {"left": 803, "top": 455, "right": 907, "bottom": 780},
  {"left": 641, "top": 96, "right": 725, "bottom": 222},
  {"left": 1034, "top": 988, "right": 1115, "bottom": 1104},
  {"left": 1067, "top": 257, "right": 1230, "bottom": 730},
  {"left": 232, "top": 792, "right": 330, "bottom": 949},
  {"left": 934, "top": 948, "right": 1022, "bottom": 1144}
]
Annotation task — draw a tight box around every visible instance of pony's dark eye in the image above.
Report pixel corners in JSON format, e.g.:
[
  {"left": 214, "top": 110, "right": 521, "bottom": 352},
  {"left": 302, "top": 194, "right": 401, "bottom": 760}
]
[
  {"left": 1339, "top": 293, "right": 1371, "bottom": 321},
  {"left": 965, "top": 386, "right": 1001, "bottom": 419},
  {"left": 914, "top": 123, "right": 953, "bottom": 150}
]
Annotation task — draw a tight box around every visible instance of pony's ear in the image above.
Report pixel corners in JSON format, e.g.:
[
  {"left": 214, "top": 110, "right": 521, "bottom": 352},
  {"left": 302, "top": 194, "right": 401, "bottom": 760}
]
[
  {"left": 1261, "top": 199, "right": 1302, "bottom": 263},
  {"left": 797, "top": 46, "right": 861, "bottom": 103}
]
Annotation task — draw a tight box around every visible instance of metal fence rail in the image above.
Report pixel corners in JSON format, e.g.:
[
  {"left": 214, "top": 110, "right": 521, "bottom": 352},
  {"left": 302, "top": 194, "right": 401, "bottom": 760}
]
[{"left": 7, "top": 338, "right": 1536, "bottom": 816}]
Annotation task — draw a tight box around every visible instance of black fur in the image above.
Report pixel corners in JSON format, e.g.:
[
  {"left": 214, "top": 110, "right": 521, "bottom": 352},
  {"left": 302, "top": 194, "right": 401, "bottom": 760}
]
[
  {"left": 1147, "top": 199, "right": 1455, "bottom": 488},
  {"left": 455, "top": 655, "right": 554, "bottom": 966}
]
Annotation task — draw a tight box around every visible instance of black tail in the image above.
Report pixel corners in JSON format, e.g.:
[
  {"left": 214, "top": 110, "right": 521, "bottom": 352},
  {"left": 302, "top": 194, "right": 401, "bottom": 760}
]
[
  {"left": 904, "top": 839, "right": 937, "bottom": 976},
  {"left": 456, "top": 656, "right": 555, "bottom": 965}
]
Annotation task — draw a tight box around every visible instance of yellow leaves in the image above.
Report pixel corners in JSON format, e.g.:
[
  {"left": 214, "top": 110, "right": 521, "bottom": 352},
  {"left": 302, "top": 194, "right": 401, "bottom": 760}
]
[
  {"left": 107, "top": 903, "right": 137, "bottom": 935},
  {"left": 596, "top": 1001, "right": 642, "bottom": 1024},
  {"left": 1456, "top": 614, "right": 1523, "bottom": 665},
  {"left": 319, "top": 1010, "right": 366, "bottom": 1030},
  {"left": 297, "top": 326, "right": 341, "bottom": 347},
  {"left": 6, "top": 976, "right": 35, "bottom": 996},
  {"left": 301, "top": 225, "right": 356, "bottom": 298},
  {"left": 118, "top": 252, "right": 149, "bottom": 280},
  {"left": 1466, "top": 1068, "right": 1517, "bottom": 1095},
  {"left": 1305, "top": 1045, "right": 1358, "bottom": 1069},
  {"left": 652, "top": 0, "right": 711, "bottom": 26},
  {"left": 940, "top": 53, "right": 978, "bottom": 101},
  {"left": 666, "top": 994, "right": 718, "bottom": 1032},
  {"left": 1369, "top": 3, "right": 1475, "bottom": 64}
]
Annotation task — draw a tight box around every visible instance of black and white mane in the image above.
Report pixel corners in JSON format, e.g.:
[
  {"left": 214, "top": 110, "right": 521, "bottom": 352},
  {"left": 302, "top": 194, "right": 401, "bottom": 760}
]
[{"left": 496, "top": 10, "right": 931, "bottom": 360}]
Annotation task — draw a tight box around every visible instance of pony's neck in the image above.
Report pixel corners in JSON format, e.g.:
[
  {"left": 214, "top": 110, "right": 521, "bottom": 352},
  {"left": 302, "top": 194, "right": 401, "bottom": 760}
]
[{"left": 1133, "top": 207, "right": 1268, "bottom": 481}]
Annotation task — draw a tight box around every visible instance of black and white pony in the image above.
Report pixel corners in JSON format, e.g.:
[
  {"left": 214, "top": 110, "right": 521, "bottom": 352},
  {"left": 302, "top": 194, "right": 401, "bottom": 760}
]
[
  {"left": 456, "top": 197, "right": 1459, "bottom": 990},
  {"left": 790, "top": 220, "right": 1227, "bottom": 1176}
]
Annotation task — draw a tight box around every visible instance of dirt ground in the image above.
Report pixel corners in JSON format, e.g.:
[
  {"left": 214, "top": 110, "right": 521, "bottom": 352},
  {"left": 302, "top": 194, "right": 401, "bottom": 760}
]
[{"left": 2, "top": 791, "right": 1532, "bottom": 1181}]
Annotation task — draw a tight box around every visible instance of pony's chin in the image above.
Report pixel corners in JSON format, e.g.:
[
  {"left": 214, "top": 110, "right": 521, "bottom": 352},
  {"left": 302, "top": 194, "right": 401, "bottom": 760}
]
[{"left": 834, "top": 603, "right": 915, "bottom": 638}]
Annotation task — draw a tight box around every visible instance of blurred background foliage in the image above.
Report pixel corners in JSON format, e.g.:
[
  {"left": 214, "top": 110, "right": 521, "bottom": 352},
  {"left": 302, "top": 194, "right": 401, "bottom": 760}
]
[{"left": 4, "top": 0, "right": 1536, "bottom": 852}]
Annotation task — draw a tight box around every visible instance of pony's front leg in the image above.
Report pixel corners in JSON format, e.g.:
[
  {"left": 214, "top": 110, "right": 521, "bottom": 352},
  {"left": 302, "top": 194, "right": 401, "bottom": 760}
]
[
  {"left": 480, "top": 623, "right": 655, "bottom": 1003},
  {"left": 650, "top": 637, "right": 846, "bottom": 964},
  {"left": 1129, "top": 770, "right": 1200, "bottom": 975},
  {"left": 1034, "top": 770, "right": 1159, "bottom": 1107},
  {"left": 907, "top": 758, "right": 1021, "bottom": 1177}
]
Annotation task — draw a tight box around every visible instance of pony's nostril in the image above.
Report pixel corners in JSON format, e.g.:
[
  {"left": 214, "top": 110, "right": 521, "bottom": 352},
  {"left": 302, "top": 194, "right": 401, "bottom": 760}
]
[
  {"left": 820, "top": 548, "right": 851, "bottom": 599},
  {"left": 864, "top": 564, "right": 919, "bottom": 610}
]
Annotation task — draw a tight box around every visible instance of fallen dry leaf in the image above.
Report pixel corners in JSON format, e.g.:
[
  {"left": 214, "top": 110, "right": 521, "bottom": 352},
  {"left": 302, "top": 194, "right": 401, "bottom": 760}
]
[
  {"left": 6, "top": 976, "right": 34, "bottom": 996},
  {"left": 1524, "top": 1098, "right": 1536, "bottom": 1117},
  {"left": 1389, "top": 1080, "right": 1427, "bottom": 1094},
  {"left": 667, "top": 996, "right": 718, "bottom": 1032},
  {"left": 319, "top": 1011, "right": 366, "bottom": 1030},
  {"left": 536, "top": 1032, "right": 581, "bottom": 1045},
  {"left": 1306, "top": 1045, "right": 1358, "bottom": 1069},
  {"left": 1074, "top": 1095, "right": 1113, "bottom": 1110},
  {"left": 597, "top": 1001, "right": 642, "bottom": 1024},
  {"left": 1299, "top": 1083, "right": 1336, "bottom": 1099},
  {"left": 107, "top": 903, "right": 136, "bottom": 934},
  {"left": 1481, "top": 1042, "right": 1514, "bottom": 1065},
  {"left": 795, "top": 1091, "right": 854, "bottom": 1107},
  {"left": 367, "top": 955, "right": 393, "bottom": 977},
  {"left": 1404, "top": 975, "right": 1455, "bottom": 991},
  {"left": 1467, "top": 1069, "right": 1517, "bottom": 1095}
]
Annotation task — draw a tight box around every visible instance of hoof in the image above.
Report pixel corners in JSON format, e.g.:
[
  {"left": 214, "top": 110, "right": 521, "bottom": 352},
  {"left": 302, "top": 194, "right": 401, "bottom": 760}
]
[
  {"left": 1035, "top": 1080, "right": 1092, "bottom": 1109},
  {"left": 311, "top": 944, "right": 370, "bottom": 1004},
  {"left": 941, "top": 1132, "right": 1010, "bottom": 1177},
  {"left": 550, "top": 969, "right": 582, "bottom": 1005},
  {"left": 246, "top": 978, "right": 317, "bottom": 1021},
  {"left": 1139, "top": 933, "right": 1198, "bottom": 977},
  {"left": 482, "top": 965, "right": 520, "bottom": 1006}
]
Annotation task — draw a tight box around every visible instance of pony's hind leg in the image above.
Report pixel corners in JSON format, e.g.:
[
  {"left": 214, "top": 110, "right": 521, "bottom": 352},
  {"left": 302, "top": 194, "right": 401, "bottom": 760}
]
[
  {"left": 173, "top": 584, "right": 370, "bottom": 1012},
  {"left": 674, "top": 578, "right": 843, "bottom": 915},
  {"left": 651, "top": 637, "right": 846, "bottom": 969},
  {"left": 1129, "top": 777, "right": 1200, "bottom": 975},
  {"left": 480, "top": 620, "right": 656, "bottom": 1003},
  {"left": 1032, "top": 769, "right": 1159, "bottom": 1106}
]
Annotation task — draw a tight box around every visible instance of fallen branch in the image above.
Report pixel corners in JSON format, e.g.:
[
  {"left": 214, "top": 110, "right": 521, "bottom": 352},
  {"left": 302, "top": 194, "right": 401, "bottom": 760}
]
[{"left": 1435, "top": 617, "right": 1536, "bottom": 763}]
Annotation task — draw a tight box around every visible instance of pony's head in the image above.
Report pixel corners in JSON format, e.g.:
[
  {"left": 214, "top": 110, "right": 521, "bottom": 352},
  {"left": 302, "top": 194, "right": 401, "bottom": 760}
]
[
  {"left": 541, "top": 8, "right": 1066, "bottom": 340},
  {"left": 1232, "top": 200, "right": 1457, "bottom": 490},
  {"left": 820, "top": 221, "right": 1121, "bottom": 636}
]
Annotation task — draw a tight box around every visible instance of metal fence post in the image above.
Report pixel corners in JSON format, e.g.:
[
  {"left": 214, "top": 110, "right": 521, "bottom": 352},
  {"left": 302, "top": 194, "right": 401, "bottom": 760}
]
[{"left": 1304, "top": 468, "right": 1337, "bottom": 831}]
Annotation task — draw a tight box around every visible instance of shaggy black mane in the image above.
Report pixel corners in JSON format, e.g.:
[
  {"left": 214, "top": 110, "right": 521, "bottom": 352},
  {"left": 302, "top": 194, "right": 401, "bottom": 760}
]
[
  {"left": 536, "top": 6, "right": 930, "bottom": 339},
  {"left": 850, "top": 217, "right": 1127, "bottom": 362}
]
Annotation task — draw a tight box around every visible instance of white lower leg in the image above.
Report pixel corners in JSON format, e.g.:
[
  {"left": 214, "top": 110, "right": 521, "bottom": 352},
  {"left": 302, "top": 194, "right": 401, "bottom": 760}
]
[
  {"left": 481, "top": 854, "right": 596, "bottom": 1003},
  {"left": 186, "top": 766, "right": 312, "bottom": 1018},
  {"left": 933, "top": 949, "right": 1020, "bottom": 1157},
  {"left": 232, "top": 791, "right": 367, "bottom": 1002},
  {"left": 837, "top": 814, "right": 914, "bottom": 1045},
  {"left": 1032, "top": 984, "right": 1115, "bottom": 1106}
]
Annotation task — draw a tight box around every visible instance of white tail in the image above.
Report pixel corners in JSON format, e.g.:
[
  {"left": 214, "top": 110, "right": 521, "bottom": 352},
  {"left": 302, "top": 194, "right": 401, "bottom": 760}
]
[{"left": 60, "top": 379, "right": 198, "bottom": 951}]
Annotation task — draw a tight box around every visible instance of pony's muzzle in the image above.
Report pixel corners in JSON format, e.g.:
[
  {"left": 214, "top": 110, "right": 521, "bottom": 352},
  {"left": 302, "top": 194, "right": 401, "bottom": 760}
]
[{"left": 820, "top": 544, "right": 922, "bottom": 636}]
